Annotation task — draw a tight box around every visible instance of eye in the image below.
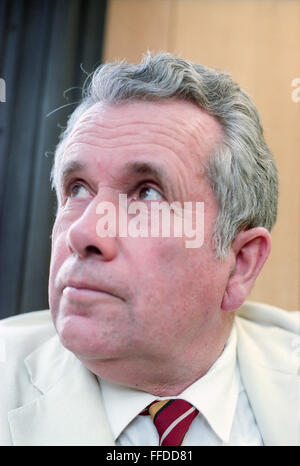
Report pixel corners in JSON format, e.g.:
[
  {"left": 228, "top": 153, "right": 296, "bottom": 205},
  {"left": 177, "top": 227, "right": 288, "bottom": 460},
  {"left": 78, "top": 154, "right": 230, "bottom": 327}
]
[
  {"left": 138, "top": 186, "right": 163, "bottom": 201},
  {"left": 68, "top": 182, "right": 90, "bottom": 199}
]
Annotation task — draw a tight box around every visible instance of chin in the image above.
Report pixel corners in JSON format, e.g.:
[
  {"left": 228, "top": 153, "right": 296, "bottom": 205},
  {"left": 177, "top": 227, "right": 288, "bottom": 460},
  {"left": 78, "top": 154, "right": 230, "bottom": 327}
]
[
  {"left": 55, "top": 313, "right": 128, "bottom": 361},
  {"left": 55, "top": 314, "right": 96, "bottom": 356}
]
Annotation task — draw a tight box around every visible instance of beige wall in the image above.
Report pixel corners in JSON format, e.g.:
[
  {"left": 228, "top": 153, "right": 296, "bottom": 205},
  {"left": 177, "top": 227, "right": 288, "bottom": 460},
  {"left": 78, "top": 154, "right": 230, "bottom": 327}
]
[{"left": 103, "top": 0, "right": 300, "bottom": 310}]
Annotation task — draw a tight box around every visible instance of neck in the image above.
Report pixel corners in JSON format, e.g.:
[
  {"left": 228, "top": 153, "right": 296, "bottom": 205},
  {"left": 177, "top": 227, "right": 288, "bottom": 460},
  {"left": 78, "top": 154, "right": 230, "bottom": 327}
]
[{"left": 80, "top": 314, "right": 235, "bottom": 396}]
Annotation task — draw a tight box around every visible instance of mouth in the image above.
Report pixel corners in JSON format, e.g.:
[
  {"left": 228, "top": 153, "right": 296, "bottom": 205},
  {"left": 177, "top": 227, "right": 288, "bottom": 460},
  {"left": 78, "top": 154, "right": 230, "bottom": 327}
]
[{"left": 62, "top": 281, "right": 123, "bottom": 301}]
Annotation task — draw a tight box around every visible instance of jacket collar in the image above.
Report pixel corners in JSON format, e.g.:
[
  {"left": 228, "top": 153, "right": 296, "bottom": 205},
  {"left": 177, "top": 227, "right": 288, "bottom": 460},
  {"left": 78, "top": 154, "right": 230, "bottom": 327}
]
[{"left": 8, "top": 335, "right": 115, "bottom": 446}]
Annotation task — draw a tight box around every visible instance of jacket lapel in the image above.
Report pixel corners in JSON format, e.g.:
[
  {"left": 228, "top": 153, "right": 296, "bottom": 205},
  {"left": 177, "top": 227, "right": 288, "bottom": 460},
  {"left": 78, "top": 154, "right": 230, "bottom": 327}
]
[
  {"left": 8, "top": 335, "right": 115, "bottom": 446},
  {"left": 236, "top": 314, "right": 299, "bottom": 446}
]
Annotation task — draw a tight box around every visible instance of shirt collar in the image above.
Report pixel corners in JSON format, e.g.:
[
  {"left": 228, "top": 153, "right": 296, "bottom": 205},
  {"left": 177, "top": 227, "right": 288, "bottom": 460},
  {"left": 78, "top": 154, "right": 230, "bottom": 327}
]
[{"left": 99, "top": 323, "right": 241, "bottom": 443}]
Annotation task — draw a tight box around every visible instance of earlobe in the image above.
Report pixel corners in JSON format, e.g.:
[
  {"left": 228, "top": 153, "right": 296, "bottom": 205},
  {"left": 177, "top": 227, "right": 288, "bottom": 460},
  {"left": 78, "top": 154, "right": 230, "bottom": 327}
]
[{"left": 221, "top": 227, "right": 272, "bottom": 311}]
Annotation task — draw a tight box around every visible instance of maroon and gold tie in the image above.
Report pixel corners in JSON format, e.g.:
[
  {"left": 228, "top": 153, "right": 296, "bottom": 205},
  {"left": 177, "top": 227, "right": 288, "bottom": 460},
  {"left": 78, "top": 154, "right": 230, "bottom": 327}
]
[{"left": 140, "top": 399, "right": 198, "bottom": 446}]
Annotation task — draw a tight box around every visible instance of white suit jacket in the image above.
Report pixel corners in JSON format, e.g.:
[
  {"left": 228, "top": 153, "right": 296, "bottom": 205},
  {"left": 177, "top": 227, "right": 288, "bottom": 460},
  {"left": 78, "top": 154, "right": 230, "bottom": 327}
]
[{"left": 0, "top": 302, "right": 299, "bottom": 446}]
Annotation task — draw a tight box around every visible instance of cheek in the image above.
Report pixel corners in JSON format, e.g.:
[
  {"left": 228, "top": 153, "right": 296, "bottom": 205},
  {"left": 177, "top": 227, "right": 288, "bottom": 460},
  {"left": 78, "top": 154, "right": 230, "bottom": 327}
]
[
  {"left": 48, "top": 223, "right": 69, "bottom": 306},
  {"left": 127, "top": 241, "right": 215, "bottom": 345},
  {"left": 129, "top": 238, "right": 202, "bottom": 303},
  {"left": 145, "top": 237, "right": 222, "bottom": 306},
  {"left": 49, "top": 206, "right": 77, "bottom": 274}
]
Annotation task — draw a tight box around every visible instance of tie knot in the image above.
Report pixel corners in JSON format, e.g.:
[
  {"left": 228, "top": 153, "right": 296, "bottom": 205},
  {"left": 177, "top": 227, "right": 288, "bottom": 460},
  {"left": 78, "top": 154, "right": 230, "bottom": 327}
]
[{"left": 141, "top": 399, "right": 198, "bottom": 446}]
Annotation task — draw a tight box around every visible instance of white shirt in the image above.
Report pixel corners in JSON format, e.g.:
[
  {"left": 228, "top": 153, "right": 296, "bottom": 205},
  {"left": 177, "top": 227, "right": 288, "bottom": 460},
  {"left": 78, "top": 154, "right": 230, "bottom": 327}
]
[{"left": 99, "top": 324, "right": 264, "bottom": 446}]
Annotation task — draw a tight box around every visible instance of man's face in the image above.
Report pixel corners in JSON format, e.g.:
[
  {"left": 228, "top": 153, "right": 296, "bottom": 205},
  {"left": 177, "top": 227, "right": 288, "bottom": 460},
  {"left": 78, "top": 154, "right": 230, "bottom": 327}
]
[{"left": 49, "top": 100, "right": 233, "bottom": 380}]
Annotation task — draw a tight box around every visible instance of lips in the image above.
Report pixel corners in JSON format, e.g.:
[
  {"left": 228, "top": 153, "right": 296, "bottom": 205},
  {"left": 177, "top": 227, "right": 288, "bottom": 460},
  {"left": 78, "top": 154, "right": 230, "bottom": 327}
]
[
  {"left": 55, "top": 258, "right": 127, "bottom": 303},
  {"left": 66, "top": 281, "right": 108, "bottom": 293},
  {"left": 63, "top": 280, "right": 122, "bottom": 300},
  {"left": 63, "top": 281, "right": 119, "bottom": 298}
]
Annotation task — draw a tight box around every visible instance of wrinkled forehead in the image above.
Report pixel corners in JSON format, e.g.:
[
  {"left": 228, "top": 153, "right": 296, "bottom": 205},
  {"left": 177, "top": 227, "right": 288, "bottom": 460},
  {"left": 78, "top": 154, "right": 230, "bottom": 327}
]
[
  {"left": 54, "top": 99, "right": 223, "bottom": 195},
  {"left": 65, "top": 99, "right": 223, "bottom": 154}
]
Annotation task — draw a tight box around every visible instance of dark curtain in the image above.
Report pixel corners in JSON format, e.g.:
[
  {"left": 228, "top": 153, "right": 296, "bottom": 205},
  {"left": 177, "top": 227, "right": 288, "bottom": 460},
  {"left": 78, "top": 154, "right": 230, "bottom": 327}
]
[{"left": 0, "top": 0, "right": 108, "bottom": 319}]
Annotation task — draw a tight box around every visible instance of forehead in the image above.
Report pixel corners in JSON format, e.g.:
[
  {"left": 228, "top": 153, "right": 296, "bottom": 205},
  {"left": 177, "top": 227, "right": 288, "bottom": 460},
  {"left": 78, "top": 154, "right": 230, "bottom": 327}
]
[
  {"left": 66, "top": 99, "right": 221, "bottom": 149},
  {"left": 59, "top": 99, "right": 223, "bottom": 185}
]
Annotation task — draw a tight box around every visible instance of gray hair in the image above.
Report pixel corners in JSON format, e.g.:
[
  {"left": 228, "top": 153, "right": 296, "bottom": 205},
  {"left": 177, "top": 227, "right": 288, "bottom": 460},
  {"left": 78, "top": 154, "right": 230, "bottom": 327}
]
[{"left": 52, "top": 52, "right": 278, "bottom": 258}]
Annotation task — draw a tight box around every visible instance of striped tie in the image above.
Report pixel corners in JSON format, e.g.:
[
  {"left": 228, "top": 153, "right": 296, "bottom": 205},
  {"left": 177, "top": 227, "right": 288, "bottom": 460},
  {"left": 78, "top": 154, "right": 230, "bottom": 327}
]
[{"left": 140, "top": 399, "right": 198, "bottom": 446}]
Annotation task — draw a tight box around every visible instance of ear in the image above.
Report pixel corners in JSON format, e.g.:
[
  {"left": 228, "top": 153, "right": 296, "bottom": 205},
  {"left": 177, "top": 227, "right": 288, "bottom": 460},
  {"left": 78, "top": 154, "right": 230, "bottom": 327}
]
[{"left": 221, "top": 227, "right": 272, "bottom": 311}]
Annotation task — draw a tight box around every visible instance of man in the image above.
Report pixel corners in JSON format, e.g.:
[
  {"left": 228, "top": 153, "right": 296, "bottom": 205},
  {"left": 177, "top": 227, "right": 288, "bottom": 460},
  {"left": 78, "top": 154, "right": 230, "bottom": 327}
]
[{"left": 0, "top": 53, "right": 299, "bottom": 446}]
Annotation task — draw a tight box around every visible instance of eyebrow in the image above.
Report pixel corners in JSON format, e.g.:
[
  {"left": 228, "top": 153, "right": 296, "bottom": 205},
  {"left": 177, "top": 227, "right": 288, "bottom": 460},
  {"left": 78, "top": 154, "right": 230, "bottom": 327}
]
[
  {"left": 60, "top": 160, "right": 84, "bottom": 186},
  {"left": 59, "top": 159, "right": 171, "bottom": 193},
  {"left": 122, "top": 161, "right": 169, "bottom": 187}
]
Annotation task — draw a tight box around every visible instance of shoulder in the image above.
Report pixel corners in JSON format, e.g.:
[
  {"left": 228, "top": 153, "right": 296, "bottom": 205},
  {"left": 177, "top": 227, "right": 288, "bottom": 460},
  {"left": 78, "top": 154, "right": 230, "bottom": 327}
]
[
  {"left": 0, "top": 310, "right": 56, "bottom": 364},
  {"left": 236, "top": 301, "right": 299, "bottom": 334},
  {"left": 0, "top": 311, "right": 58, "bottom": 444},
  {"left": 235, "top": 303, "right": 299, "bottom": 445},
  {"left": 0, "top": 309, "right": 53, "bottom": 330},
  {"left": 235, "top": 301, "right": 300, "bottom": 373}
]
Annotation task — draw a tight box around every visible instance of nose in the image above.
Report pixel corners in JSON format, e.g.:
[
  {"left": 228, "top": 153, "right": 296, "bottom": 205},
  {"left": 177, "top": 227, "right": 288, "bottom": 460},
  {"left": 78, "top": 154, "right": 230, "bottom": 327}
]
[{"left": 66, "top": 194, "right": 118, "bottom": 261}]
